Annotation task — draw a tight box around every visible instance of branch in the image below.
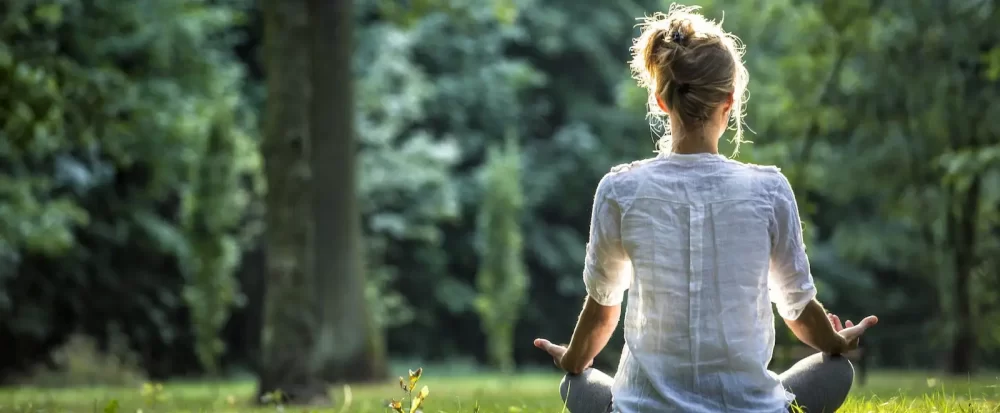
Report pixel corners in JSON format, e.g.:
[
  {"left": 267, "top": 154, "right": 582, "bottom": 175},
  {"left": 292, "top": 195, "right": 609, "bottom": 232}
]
[
  {"left": 785, "top": 0, "right": 887, "bottom": 193},
  {"left": 788, "top": 46, "right": 849, "bottom": 192}
]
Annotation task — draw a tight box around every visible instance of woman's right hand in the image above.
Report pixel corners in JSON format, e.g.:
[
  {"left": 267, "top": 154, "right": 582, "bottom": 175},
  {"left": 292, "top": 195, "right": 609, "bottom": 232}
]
[{"left": 827, "top": 313, "right": 878, "bottom": 353}]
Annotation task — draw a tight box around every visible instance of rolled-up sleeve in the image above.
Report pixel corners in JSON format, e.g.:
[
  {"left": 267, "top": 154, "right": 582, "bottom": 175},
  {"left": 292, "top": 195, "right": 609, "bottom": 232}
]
[
  {"left": 768, "top": 173, "right": 817, "bottom": 320},
  {"left": 582, "top": 173, "right": 632, "bottom": 306}
]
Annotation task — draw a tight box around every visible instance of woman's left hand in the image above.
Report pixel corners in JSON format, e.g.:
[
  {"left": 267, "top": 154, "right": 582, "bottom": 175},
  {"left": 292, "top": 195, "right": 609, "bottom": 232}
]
[{"left": 534, "top": 338, "right": 592, "bottom": 373}]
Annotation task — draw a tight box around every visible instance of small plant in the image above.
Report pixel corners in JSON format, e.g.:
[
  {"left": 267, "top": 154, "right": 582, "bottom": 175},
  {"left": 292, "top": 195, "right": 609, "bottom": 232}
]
[
  {"left": 103, "top": 399, "right": 120, "bottom": 413},
  {"left": 19, "top": 333, "right": 146, "bottom": 387},
  {"left": 387, "top": 367, "right": 429, "bottom": 413},
  {"left": 260, "top": 389, "right": 287, "bottom": 412},
  {"left": 140, "top": 382, "right": 167, "bottom": 407}
]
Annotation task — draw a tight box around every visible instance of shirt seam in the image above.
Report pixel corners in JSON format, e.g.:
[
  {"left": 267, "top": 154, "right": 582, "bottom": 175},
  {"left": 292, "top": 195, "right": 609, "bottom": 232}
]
[
  {"left": 768, "top": 176, "right": 780, "bottom": 242},
  {"left": 606, "top": 172, "right": 622, "bottom": 207},
  {"left": 607, "top": 172, "right": 636, "bottom": 230},
  {"left": 630, "top": 196, "right": 762, "bottom": 205}
]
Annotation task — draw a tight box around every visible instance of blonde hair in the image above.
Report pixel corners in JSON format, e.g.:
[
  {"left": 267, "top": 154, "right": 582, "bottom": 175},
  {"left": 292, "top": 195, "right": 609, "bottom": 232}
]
[{"left": 629, "top": 4, "right": 750, "bottom": 155}]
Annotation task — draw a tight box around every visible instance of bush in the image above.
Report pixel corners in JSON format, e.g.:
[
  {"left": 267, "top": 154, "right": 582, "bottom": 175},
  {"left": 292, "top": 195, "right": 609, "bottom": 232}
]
[
  {"left": 18, "top": 333, "right": 145, "bottom": 388},
  {"left": 473, "top": 137, "right": 529, "bottom": 373}
]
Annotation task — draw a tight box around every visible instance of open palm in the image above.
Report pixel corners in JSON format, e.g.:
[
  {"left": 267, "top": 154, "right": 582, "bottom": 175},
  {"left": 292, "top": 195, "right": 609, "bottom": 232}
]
[{"left": 828, "top": 313, "right": 878, "bottom": 352}]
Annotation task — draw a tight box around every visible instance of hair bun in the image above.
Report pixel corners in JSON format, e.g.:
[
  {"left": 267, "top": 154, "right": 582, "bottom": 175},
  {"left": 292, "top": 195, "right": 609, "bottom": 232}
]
[{"left": 668, "top": 18, "right": 695, "bottom": 46}]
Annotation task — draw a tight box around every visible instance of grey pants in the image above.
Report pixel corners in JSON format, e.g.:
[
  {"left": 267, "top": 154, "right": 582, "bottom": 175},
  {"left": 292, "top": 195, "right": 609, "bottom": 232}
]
[{"left": 559, "top": 353, "right": 854, "bottom": 413}]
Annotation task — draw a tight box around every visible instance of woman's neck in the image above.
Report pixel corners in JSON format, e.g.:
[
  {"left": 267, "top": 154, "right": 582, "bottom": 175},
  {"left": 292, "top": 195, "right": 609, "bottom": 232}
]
[
  {"left": 664, "top": 116, "right": 727, "bottom": 154},
  {"left": 672, "top": 139, "right": 719, "bottom": 154}
]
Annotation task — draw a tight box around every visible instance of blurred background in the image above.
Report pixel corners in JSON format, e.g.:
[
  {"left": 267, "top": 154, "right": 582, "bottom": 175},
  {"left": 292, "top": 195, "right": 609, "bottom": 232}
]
[{"left": 1, "top": 0, "right": 998, "bottom": 397}]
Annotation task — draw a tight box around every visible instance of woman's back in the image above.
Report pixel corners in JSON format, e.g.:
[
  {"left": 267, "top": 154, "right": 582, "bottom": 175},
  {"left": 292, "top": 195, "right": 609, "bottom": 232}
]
[{"left": 593, "top": 152, "right": 807, "bottom": 412}]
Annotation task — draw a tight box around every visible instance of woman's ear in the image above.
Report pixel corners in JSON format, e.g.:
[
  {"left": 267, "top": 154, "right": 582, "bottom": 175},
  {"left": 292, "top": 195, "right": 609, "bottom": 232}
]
[
  {"left": 719, "top": 92, "right": 735, "bottom": 120},
  {"left": 656, "top": 94, "right": 669, "bottom": 113}
]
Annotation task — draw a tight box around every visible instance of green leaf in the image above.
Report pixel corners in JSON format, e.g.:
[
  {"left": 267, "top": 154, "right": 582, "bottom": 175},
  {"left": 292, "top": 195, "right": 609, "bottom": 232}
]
[
  {"left": 493, "top": 0, "right": 519, "bottom": 25},
  {"left": 33, "top": 3, "right": 64, "bottom": 27},
  {"left": 983, "top": 47, "right": 1000, "bottom": 82}
]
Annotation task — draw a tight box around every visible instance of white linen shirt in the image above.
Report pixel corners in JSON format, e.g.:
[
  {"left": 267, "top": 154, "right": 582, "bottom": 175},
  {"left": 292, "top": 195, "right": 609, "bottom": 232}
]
[{"left": 583, "top": 152, "right": 817, "bottom": 413}]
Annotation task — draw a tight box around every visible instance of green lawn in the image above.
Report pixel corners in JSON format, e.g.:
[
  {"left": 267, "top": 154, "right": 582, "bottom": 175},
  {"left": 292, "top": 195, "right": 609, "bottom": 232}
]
[{"left": 1, "top": 370, "right": 998, "bottom": 412}]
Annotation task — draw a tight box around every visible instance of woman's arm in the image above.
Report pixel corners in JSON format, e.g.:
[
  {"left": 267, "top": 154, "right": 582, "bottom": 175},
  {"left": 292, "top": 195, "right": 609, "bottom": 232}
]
[
  {"left": 784, "top": 299, "right": 848, "bottom": 354},
  {"left": 767, "top": 173, "right": 819, "bottom": 322},
  {"left": 768, "top": 174, "right": 841, "bottom": 351},
  {"left": 560, "top": 297, "right": 621, "bottom": 374},
  {"left": 768, "top": 173, "right": 878, "bottom": 353}
]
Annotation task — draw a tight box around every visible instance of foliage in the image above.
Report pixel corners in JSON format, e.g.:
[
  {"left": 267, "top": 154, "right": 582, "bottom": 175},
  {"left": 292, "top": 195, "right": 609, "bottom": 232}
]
[
  {"left": 17, "top": 334, "right": 145, "bottom": 388},
  {"left": 355, "top": 21, "right": 461, "bottom": 331},
  {"left": 181, "top": 108, "right": 258, "bottom": 375},
  {"left": 0, "top": 0, "right": 260, "bottom": 378},
  {"left": 473, "top": 137, "right": 528, "bottom": 373}
]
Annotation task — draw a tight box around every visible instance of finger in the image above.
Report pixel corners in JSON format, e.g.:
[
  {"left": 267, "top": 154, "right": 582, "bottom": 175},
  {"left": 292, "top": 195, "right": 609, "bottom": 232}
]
[
  {"left": 537, "top": 340, "right": 566, "bottom": 357},
  {"left": 535, "top": 338, "right": 562, "bottom": 350},
  {"left": 548, "top": 345, "right": 567, "bottom": 358},
  {"left": 855, "top": 315, "right": 878, "bottom": 329},
  {"left": 844, "top": 315, "right": 879, "bottom": 330},
  {"left": 535, "top": 339, "right": 564, "bottom": 357},
  {"left": 832, "top": 314, "right": 844, "bottom": 331},
  {"left": 839, "top": 316, "right": 878, "bottom": 340},
  {"left": 839, "top": 327, "right": 863, "bottom": 341},
  {"left": 845, "top": 319, "right": 854, "bottom": 328}
]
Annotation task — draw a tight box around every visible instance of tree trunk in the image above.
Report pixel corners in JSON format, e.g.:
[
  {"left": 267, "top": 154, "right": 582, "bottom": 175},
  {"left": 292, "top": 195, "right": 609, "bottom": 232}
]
[
  {"left": 309, "top": 0, "right": 386, "bottom": 383},
  {"left": 256, "top": 0, "right": 329, "bottom": 405},
  {"left": 224, "top": 244, "right": 265, "bottom": 374},
  {"left": 947, "top": 176, "right": 980, "bottom": 375}
]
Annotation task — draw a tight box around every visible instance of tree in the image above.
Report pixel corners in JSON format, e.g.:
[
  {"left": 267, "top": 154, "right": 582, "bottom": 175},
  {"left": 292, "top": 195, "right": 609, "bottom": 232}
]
[
  {"left": 474, "top": 136, "right": 529, "bottom": 373},
  {"left": 312, "top": 0, "right": 386, "bottom": 383},
  {"left": 256, "top": 0, "right": 321, "bottom": 404},
  {"left": 257, "top": 0, "right": 385, "bottom": 402}
]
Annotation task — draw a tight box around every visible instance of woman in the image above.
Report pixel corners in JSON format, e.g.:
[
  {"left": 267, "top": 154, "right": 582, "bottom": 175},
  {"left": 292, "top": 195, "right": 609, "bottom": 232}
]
[{"left": 533, "top": 5, "right": 878, "bottom": 413}]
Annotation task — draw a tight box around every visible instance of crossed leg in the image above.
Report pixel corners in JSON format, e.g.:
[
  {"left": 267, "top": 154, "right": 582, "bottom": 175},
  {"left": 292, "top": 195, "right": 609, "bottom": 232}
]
[
  {"left": 559, "top": 369, "right": 614, "bottom": 413},
  {"left": 779, "top": 353, "right": 855, "bottom": 412},
  {"left": 558, "top": 353, "right": 854, "bottom": 413}
]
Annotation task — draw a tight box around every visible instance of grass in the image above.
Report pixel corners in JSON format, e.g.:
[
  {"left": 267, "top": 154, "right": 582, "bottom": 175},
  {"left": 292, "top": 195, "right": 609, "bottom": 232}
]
[{"left": 1, "top": 370, "right": 999, "bottom": 412}]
